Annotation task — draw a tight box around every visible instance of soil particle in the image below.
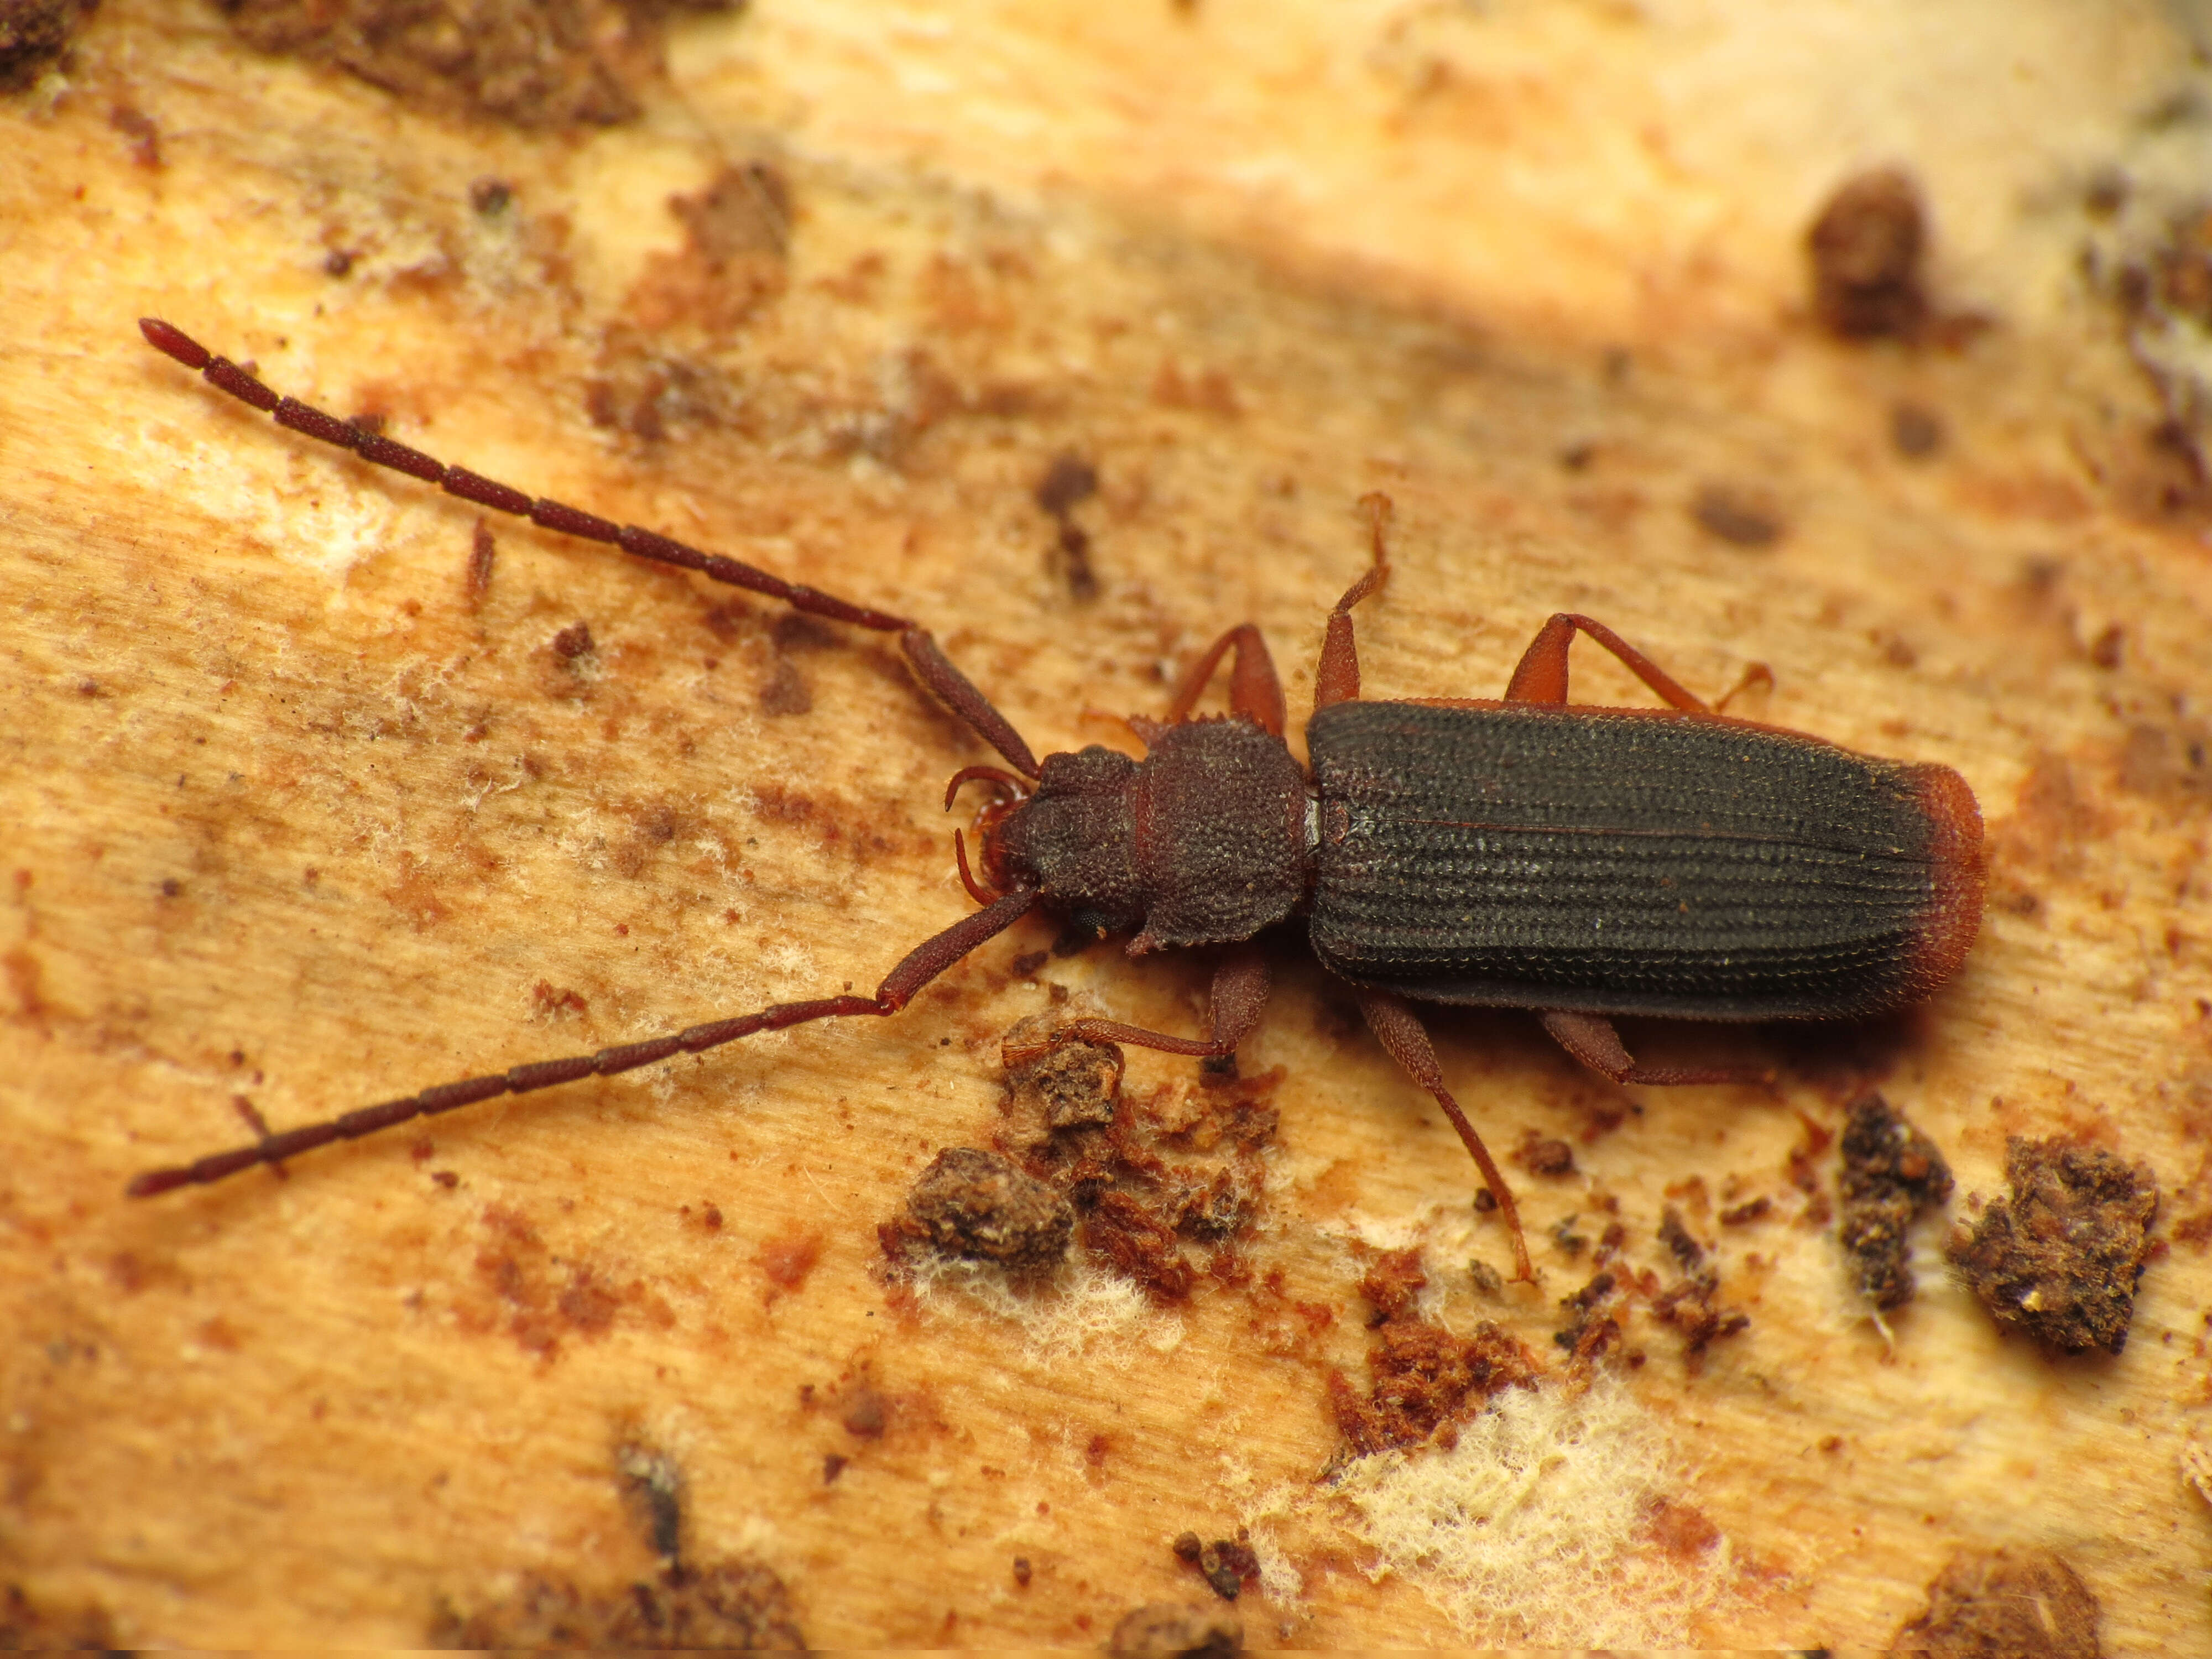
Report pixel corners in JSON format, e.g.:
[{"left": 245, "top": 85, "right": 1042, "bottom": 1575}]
[
  {"left": 1107, "top": 1601, "right": 1242, "bottom": 1657},
  {"left": 889, "top": 1147, "right": 1073, "bottom": 1274},
  {"left": 1890, "top": 1546, "right": 2102, "bottom": 1657},
  {"left": 1836, "top": 1093, "right": 1954, "bottom": 1311},
  {"left": 432, "top": 1562, "right": 806, "bottom": 1650},
  {"left": 1807, "top": 167, "right": 1928, "bottom": 340},
  {"left": 1515, "top": 1131, "right": 1576, "bottom": 1176},
  {"left": 1948, "top": 1137, "right": 2159, "bottom": 1354},
  {"left": 1171, "top": 1531, "right": 1258, "bottom": 1602}
]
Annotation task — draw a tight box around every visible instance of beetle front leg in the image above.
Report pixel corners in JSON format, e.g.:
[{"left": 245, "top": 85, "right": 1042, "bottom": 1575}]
[
  {"left": 1355, "top": 988, "right": 1534, "bottom": 1284},
  {"left": 1034, "top": 946, "right": 1271, "bottom": 1060},
  {"left": 1540, "top": 1010, "right": 1774, "bottom": 1087},
  {"left": 1163, "top": 625, "right": 1287, "bottom": 735}
]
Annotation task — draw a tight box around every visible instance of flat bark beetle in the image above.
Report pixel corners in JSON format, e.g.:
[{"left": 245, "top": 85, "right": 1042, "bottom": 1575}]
[{"left": 128, "top": 318, "right": 1987, "bottom": 1280}]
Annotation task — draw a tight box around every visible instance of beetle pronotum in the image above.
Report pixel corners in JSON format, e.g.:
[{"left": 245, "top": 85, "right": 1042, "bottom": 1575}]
[{"left": 128, "top": 317, "right": 1986, "bottom": 1282}]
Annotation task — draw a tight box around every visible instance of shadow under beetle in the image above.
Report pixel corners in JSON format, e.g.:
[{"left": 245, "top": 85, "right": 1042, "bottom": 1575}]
[{"left": 128, "top": 318, "right": 1986, "bottom": 1282}]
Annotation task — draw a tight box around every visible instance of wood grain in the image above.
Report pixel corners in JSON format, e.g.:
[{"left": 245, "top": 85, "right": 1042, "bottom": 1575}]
[{"left": 4, "top": 1, "right": 2210, "bottom": 1647}]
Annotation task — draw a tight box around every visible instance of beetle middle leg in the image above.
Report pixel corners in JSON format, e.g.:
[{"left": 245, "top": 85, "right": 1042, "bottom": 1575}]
[
  {"left": 1355, "top": 989, "right": 1533, "bottom": 1285},
  {"left": 1024, "top": 945, "right": 1272, "bottom": 1062}
]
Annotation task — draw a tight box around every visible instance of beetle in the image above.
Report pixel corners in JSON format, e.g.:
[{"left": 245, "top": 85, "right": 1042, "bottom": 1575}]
[{"left": 126, "top": 317, "right": 1986, "bottom": 1281}]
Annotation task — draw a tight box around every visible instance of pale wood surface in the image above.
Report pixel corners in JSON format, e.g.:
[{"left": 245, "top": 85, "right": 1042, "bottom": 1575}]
[{"left": 4, "top": 1, "right": 2211, "bottom": 1648}]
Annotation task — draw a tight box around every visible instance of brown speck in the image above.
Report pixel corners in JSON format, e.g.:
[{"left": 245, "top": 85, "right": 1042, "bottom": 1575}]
[
  {"left": 701, "top": 1203, "right": 723, "bottom": 1232},
  {"left": 551, "top": 621, "right": 595, "bottom": 662},
  {"left": 470, "top": 176, "right": 513, "bottom": 215},
  {"left": 1517, "top": 1133, "right": 1575, "bottom": 1177},
  {"left": 1692, "top": 483, "right": 1785, "bottom": 548},
  {"left": 1011, "top": 1556, "right": 1032, "bottom": 1588},
  {"left": 757, "top": 1229, "right": 823, "bottom": 1296},
  {"left": 840, "top": 1386, "right": 888, "bottom": 1439},
  {"left": 1718, "top": 1196, "right": 1772, "bottom": 1226},
  {"left": 758, "top": 656, "right": 812, "bottom": 717},
  {"left": 1949, "top": 1136, "right": 2158, "bottom": 1354},
  {"left": 1837, "top": 1093, "right": 1953, "bottom": 1310},
  {"left": 1107, "top": 1601, "right": 1242, "bottom": 1657},
  {"left": 1891, "top": 1546, "right": 2101, "bottom": 1657},
  {"left": 159, "top": 878, "right": 182, "bottom": 899},
  {"left": 822, "top": 1453, "right": 847, "bottom": 1484},
  {"left": 432, "top": 1170, "right": 460, "bottom": 1189},
  {"left": 1035, "top": 453, "right": 1099, "bottom": 517},
  {"left": 2087, "top": 624, "right": 2124, "bottom": 670},
  {"left": 1891, "top": 401, "right": 1945, "bottom": 458},
  {"left": 1808, "top": 167, "right": 1928, "bottom": 340},
  {"left": 324, "top": 247, "right": 356, "bottom": 277},
  {"left": 108, "top": 102, "right": 162, "bottom": 168},
  {"left": 467, "top": 520, "right": 496, "bottom": 610},
  {"left": 1645, "top": 1496, "right": 1722, "bottom": 1562}
]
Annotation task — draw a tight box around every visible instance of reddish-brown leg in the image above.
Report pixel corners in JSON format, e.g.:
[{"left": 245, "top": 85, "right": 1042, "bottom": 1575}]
[
  {"left": 1355, "top": 988, "right": 1533, "bottom": 1284},
  {"left": 1503, "top": 613, "right": 1709, "bottom": 712},
  {"left": 1029, "top": 946, "right": 1272, "bottom": 1060},
  {"left": 1164, "top": 624, "right": 1287, "bottom": 735},
  {"left": 1540, "top": 1010, "right": 1773, "bottom": 1087},
  {"left": 128, "top": 891, "right": 1038, "bottom": 1197},
  {"left": 1311, "top": 492, "right": 1394, "bottom": 714},
  {"left": 137, "top": 319, "right": 1039, "bottom": 779}
]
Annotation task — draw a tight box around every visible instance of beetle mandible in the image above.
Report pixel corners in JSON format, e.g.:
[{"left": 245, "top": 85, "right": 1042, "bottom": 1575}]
[{"left": 127, "top": 317, "right": 1986, "bottom": 1282}]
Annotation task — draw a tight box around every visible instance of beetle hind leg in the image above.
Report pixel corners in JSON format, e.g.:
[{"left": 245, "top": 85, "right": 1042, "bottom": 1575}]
[{"left": 1540, "top": 1010, "right": 1773, "bottom": 1087}]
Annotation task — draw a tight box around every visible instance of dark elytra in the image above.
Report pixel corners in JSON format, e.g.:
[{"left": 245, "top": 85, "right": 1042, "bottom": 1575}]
[{"left": 127, "top": 318, "right": 1986, "bottom": 1282}]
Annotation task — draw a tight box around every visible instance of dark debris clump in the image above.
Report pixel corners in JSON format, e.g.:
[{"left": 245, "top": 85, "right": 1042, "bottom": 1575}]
[
  {"left": 0, "top": 0, "right": 93, "bottom": 91},
  {"left": 886, "top": 1147, "right": 1073, "bottom": 1274},
  {"left": 988, "top": 1019, "right": 1279, "bottom": 1303},
  {"left": 1807, "top": 166, "right": 1928, "bottom": 340},
  {"left": 1949, "top": 1136, "right": 2159, "bottom": 1355},
  {"left": 1328, "top": 1248, "right": 1538, "bottom": 1456},
  {"left": 1170, "top": 1531, "right": 1259, "bottom": 1603},
  {"left": 1836, "top": 1093, "right": 1954, "bottom": 1311}
]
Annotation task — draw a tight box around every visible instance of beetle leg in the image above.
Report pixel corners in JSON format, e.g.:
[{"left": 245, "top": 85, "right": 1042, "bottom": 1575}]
[
  {"left": 1052, "top": 945, "right": 1271, "bottom": 1057},
  {"left": 1165, "top": 624, "right": 1288, "bottom": 735},
  {"left": 138, "top": 317, "right": 1040, "bottom": 780},
  {"left": 1503, "top": 613, "right": 1710, "bottom": 713},
  {"left": 1312, "top": 492, "right": 1395, "bottom": 713},
  {"left": 1355, "top": 989, "right": 1534, "bottom": 1285},
  {"left": 1540, "top": 1010, "right": 1773, "bottom": 1087},
  {"left": 127, "top": 890, "right": 1040, "bottom": 1197}
]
